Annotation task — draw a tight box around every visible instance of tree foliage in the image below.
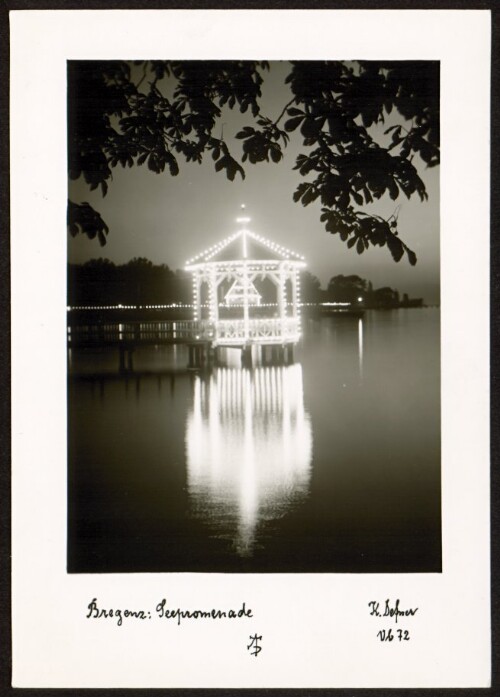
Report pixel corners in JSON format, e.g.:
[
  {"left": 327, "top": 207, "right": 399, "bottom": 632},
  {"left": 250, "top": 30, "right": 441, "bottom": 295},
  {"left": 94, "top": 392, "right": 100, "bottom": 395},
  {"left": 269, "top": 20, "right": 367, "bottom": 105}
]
[
  {"left": 301, "top": 270, "right": 323, "bottom": 303},
  {"left": 326, "top": 274, "right": 416, "bottom": 307},
  {"left": 327, "top": 274, "right": 368, "bottom": 303},
  {"left": 68, "top": 257, "right": 191, "bottom": 306},
  {"left": 68, "top": 60, "right": 439, "bottom": 264}
]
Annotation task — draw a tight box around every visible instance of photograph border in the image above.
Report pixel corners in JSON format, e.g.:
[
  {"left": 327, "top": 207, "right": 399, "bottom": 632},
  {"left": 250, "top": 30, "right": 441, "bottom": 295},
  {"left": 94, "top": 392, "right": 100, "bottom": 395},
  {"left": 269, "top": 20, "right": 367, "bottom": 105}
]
[{"left": 5, "top": 2, "right": 496, "bottom": 693}]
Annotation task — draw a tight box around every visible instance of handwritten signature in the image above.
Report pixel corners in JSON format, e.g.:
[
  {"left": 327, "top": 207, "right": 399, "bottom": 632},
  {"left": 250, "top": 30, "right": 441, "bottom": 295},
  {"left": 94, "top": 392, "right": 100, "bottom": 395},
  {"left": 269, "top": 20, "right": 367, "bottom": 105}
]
[{"left": 368, "top": 598, "right": 418, "bottom": 623}]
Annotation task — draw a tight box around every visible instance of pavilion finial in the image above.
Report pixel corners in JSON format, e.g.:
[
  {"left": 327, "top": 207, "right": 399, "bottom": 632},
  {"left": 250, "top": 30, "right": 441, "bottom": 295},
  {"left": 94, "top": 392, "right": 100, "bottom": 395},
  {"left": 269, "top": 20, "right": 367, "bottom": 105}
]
[{"left": 236, "top": 203, "right": 250, "bottom": 226}]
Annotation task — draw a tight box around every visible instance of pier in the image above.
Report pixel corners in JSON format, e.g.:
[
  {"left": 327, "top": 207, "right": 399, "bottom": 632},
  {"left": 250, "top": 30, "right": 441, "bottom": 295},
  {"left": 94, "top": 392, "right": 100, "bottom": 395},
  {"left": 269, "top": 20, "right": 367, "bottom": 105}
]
[{"left": 68, "top": 317, "right": 299, "bottom": 372}]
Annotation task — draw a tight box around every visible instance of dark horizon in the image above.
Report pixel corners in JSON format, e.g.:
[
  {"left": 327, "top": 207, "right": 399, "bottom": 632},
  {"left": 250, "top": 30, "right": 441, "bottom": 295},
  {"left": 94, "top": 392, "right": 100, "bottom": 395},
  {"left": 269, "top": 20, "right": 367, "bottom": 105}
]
[{"left": 67, "top": 255, "right": 431, "bottom": 307}]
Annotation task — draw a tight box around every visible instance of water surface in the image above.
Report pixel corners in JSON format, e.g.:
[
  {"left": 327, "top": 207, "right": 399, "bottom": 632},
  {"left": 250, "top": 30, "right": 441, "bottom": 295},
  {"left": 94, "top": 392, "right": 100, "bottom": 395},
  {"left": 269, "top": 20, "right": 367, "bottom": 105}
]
[{"left": 68, "top": 309, "right": 441, "bottom": 573}]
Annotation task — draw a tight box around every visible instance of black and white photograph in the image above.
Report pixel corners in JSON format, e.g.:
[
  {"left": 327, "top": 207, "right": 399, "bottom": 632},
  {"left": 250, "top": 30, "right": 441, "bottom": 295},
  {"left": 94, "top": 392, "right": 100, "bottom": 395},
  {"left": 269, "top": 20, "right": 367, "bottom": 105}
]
[
  {"left": 10, "top": 9, "right": 490, "bottom": 689},
  {"left": 67, "top": 58, "right": 441, "bottom": 574}
]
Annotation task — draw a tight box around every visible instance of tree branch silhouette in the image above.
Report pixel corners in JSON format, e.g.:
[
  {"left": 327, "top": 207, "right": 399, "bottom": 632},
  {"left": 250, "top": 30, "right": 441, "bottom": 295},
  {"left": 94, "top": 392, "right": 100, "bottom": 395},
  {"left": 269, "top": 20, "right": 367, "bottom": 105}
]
[{"left": 68, "top": 60, "right": 439, "bottom": 263}]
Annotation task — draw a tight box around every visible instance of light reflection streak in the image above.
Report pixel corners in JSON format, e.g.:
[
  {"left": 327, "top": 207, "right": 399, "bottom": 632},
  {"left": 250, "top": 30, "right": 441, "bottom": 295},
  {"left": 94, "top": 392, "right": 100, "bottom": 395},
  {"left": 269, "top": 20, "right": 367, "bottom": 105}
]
[
  {"left": 185, "top": 364, "right": 312, "bottom": 556},
  {"left": 358, "top": 318, "right": 364, "bottom": 380}
]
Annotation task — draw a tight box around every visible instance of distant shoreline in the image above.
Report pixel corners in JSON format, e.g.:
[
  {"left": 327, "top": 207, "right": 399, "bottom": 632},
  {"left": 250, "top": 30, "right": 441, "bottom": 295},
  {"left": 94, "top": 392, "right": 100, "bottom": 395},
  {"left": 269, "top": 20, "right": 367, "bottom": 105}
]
[{"left": 66, "top": 302, "right": 437, "bottom": 326}]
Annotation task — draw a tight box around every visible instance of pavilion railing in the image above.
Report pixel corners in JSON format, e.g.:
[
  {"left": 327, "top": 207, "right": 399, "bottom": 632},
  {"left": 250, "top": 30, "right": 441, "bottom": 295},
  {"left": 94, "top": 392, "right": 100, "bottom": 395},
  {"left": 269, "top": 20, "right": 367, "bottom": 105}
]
[{"left": 215, "top": 318, "right": 300, "bottom": 344}]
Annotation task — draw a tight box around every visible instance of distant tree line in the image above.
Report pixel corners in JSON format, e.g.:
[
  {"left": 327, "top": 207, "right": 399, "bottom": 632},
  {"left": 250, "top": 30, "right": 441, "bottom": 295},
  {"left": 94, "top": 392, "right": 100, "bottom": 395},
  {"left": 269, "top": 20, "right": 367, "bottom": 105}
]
[
  {"left": 68, "top": 258, "right": 191, "bottom": 306},
  {"left": 302, "top": 271, "right": 423, "bottom": 307},
  {"left": 68, "top": 259, "right": 423, "bottom": 309}
]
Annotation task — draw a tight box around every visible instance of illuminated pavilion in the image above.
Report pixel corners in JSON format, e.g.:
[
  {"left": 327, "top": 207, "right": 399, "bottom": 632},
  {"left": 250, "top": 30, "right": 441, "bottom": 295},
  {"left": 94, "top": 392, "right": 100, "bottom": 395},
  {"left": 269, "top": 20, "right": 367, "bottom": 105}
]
[{"left": 185, "top": 207, "right": 306, "bottom": 364}]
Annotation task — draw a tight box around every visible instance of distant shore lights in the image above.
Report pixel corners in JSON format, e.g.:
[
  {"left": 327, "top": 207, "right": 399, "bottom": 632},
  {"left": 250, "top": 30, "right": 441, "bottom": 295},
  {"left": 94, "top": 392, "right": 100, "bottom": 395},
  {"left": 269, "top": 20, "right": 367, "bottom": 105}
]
[{"left": 185, "top": 206, "right": 306, "bottom": 345}]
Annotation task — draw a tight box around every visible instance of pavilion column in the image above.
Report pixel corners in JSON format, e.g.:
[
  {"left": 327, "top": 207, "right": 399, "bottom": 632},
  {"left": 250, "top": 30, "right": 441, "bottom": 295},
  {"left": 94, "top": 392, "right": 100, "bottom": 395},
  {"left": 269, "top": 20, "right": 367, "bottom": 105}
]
[
  {"left": 209, "top": 267, "right": 218, "bottom": 324},
  {"left": 193, "top": 272, "right": 201, "bottom": 322},
  {"left": 278, "top": 265, "right": 286, "bottom": 335},
  {"left": 291, "top": 269, "right": 298, "bottom": 317},
  {"left": 243, "top": 262, "right": 249, "bottom": 341}
]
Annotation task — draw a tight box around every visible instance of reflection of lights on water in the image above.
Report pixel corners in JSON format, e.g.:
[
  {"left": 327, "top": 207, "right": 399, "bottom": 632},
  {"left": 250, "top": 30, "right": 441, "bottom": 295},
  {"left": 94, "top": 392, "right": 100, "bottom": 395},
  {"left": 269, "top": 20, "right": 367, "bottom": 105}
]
[
  {"left": 358, "top": 318, "right": 363, "bottom": 379},
  {"left": 185, "top": 364, "right": 312, "bottom": 557}
]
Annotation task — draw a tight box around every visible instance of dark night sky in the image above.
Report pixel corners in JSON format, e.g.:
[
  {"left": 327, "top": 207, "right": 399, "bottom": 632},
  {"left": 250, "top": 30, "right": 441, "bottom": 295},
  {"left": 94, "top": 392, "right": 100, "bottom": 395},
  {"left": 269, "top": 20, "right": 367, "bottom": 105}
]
[{"left": 68, "top": 62, "right": 440, "bottom": 304}]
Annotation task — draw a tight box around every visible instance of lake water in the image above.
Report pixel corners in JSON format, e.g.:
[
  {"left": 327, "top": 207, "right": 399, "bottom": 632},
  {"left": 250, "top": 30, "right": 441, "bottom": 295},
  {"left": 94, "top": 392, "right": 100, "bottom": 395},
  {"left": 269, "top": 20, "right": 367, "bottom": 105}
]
[{"left": 68, "top": 308, "right": 441, "bottom": 573}]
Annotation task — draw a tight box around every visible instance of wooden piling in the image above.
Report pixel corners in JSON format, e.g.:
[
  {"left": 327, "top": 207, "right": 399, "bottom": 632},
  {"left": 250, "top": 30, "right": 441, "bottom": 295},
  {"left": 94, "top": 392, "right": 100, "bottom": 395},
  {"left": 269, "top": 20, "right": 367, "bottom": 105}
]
[
  {"left": 241, "top": 345, "right": 252, "bottom": 368},
  {"left": 119, "top": 346, "right": 126, "bottom": 373}
]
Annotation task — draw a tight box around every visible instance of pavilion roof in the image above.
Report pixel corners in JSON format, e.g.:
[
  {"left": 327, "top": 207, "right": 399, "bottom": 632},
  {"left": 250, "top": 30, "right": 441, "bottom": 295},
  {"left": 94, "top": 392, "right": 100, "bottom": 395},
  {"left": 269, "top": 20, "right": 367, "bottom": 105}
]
[{"left": 185, "top": 229, "right": 305, "bottom": 266}]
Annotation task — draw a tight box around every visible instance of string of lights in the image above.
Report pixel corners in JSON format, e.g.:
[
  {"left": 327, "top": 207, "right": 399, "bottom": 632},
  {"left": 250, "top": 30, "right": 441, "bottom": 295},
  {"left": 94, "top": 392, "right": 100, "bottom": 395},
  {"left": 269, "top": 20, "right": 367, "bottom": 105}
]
[
  {"left": 66, "top": 302, "right": 352, "bottom": 312},
  {"left": 185, "top": 227, "right": 305, "bottom": 266}
]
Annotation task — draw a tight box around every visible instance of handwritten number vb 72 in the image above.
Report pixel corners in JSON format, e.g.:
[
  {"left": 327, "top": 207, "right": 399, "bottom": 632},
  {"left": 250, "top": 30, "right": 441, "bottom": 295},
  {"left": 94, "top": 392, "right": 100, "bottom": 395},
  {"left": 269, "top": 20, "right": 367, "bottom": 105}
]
[{"left": 377, "top": 629, "right": 410, "bottom": 642}]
